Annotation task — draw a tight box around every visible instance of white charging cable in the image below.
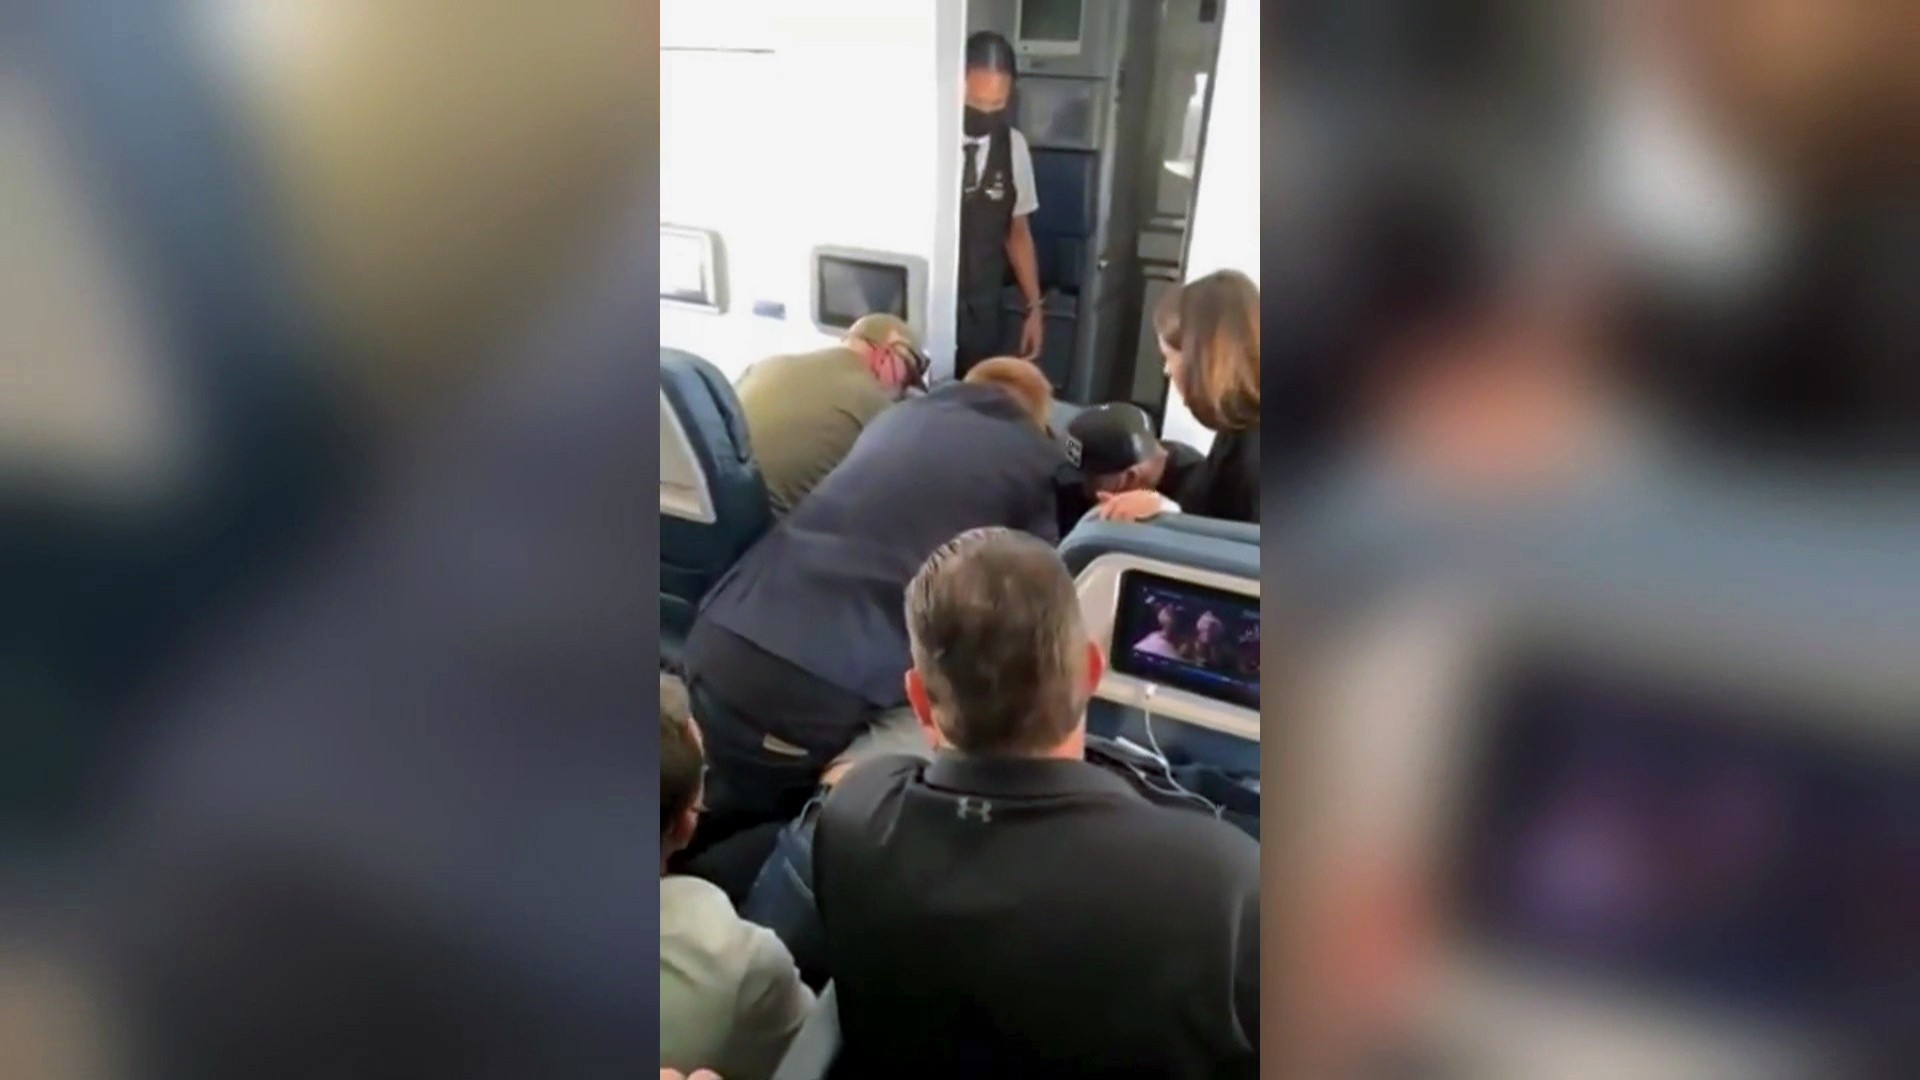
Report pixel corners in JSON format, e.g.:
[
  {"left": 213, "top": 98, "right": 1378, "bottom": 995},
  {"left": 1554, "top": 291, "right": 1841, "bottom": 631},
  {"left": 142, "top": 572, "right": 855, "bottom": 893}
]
[{"left": 1135, "top": 683, "right": 1221, "bottom": 818}]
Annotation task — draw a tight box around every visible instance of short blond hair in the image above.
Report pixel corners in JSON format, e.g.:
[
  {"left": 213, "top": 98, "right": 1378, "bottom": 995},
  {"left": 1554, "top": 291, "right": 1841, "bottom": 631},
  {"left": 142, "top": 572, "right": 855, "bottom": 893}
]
[
  {"left": 963, "top": 357, "right": 1052, "bottom": 429},
  {"left": 845, "top": 313, "right": 914, "bottom": 349}
]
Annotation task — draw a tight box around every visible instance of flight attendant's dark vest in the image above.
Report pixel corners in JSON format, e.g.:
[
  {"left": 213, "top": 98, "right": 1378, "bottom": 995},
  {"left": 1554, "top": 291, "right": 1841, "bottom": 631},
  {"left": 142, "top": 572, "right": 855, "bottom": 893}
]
[{"left": 959, "top": 125, "right": 1016, "bottom": 302}]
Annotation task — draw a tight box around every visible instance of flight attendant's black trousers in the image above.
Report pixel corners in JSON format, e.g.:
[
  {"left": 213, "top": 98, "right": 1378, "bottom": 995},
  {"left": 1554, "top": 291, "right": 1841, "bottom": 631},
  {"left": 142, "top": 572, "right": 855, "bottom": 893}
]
[
  {"left": 954, "top": 288, "right": 1005, "bottom": 379},
  {"left": 679, "top": 621, "right": 870, "bottom": 850}
]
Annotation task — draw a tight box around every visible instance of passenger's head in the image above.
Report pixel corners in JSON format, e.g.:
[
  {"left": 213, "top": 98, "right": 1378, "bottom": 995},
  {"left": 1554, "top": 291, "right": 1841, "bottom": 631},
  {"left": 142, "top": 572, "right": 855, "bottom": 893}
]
[
  {"left": 1196, "top": 611, "right": 1224, "bottom": 645},
  {"left": 904, "top": 528, "right": 1102, "bottom": 758},
  {"left": 1066, "top": 402, "right": 1168, "bottom": 495},
  {"left": 660, "top": 675, "right": 704, "bottom": 865},
  {"left": 964, "top": 357, "right": 1053, "bottom": 430},
  {"left": 1155, "top": 270, "right": 1261, "bottom": 433},
  {"left": 963, "top": 31, "right": 1017, "bottom": 136},
  {"left": 843, "top": 313, "right": 926, "bottom": 395}
]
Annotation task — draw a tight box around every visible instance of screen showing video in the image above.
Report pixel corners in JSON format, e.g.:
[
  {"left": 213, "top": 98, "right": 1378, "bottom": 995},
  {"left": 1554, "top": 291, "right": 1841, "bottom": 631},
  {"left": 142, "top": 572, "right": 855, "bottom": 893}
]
[
  {"left": 1457, "top": 666, "right": 1916, "bottom": 1025},
  {"left": 1109, "top": 571, "right": 1259, "bottom": 710}
]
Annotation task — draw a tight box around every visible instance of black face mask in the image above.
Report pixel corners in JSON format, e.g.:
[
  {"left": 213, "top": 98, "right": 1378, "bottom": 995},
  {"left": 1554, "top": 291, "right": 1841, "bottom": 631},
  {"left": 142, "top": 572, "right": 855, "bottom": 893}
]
[{"left": 963, "top": 105, "right": 1004, "bottom": 139}]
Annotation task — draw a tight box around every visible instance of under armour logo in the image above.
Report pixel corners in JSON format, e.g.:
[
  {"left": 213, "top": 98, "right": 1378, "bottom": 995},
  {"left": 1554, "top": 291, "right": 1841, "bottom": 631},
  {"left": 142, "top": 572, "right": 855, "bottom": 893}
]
[
  {"left": 1064, "top": 436, "right": 1084, "bottom": 467},
  {"left": 955, "top": 797, "right": 993, "bottom": 823}
]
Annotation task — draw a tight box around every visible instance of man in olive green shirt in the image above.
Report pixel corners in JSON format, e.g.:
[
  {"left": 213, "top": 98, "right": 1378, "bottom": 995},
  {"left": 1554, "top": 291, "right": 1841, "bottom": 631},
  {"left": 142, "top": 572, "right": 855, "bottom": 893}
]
[{"left": 735, "top": 314, "right": 924, "bottom": 517}]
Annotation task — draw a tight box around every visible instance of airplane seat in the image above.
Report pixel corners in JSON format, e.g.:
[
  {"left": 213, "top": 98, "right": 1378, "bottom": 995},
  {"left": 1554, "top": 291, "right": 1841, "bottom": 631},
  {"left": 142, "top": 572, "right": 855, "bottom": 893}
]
[
  {"left": 659, "top": 348, "right": 770, "bottom": 665},
  {"left": 771, "top": 983, "right": 841, "bottom": 1080},
  {"left": 1028, "top": 150, "right": 1099, "bottom": 258},
  {"left": 1149, "top": 515, "right": 1260, "bottom": 547},
  {"left": 1047, "top": 397, "right": 1087, "bottom": 435},
  {"left": 1058, "top": 518, "right": 1261, "bottom": 826},
  {"left": 1057, "top": 518, "right": 1258, "bottom": 583}
]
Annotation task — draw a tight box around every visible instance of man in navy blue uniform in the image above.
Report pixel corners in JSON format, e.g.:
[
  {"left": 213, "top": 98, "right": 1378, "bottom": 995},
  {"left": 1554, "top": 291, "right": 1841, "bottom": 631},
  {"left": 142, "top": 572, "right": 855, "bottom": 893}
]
[{"left": 682, "top": 358, "right": 1116, "bottom": 837}]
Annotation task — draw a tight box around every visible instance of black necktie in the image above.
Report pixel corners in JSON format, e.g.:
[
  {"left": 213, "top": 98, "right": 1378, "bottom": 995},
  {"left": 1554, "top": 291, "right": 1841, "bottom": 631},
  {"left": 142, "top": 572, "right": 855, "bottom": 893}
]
[{"left": 963, "top": 142, "right": 979, "bottom": 194}]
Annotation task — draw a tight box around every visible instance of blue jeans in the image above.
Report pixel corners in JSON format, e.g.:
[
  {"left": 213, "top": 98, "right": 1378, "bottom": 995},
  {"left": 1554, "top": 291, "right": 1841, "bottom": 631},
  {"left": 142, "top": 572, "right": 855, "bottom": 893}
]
[{"left": 742, "top": 793, "right": 830, "bottom": 990}]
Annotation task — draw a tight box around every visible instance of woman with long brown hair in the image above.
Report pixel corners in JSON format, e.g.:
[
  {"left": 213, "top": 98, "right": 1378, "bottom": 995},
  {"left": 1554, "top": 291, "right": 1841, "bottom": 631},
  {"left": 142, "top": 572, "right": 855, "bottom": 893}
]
[{"left": 1097, "top": 269, "right": 1261, "bottom": 523}]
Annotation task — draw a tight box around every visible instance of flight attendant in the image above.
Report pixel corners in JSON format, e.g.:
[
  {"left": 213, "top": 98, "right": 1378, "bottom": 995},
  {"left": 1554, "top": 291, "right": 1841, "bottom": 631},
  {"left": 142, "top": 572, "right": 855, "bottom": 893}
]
[{"left": 956, "top": 31, "right": 1044, "bottom": 377}]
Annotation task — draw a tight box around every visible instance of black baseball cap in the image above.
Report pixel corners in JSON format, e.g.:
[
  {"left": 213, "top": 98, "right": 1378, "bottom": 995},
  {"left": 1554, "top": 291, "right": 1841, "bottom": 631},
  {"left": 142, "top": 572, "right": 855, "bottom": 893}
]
[{"left": 1062, "top": 402, "right": 1160, "bottom": 480}]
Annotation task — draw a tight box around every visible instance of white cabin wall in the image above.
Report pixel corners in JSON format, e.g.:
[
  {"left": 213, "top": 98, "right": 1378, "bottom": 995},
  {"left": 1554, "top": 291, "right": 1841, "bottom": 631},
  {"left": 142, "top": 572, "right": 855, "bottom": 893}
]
[
  {"left": 661, "top": 0, "right": 967, "bottom": 380},
  {"left": 1161, "top": 0, "right": 1258, "bottom": 453}
]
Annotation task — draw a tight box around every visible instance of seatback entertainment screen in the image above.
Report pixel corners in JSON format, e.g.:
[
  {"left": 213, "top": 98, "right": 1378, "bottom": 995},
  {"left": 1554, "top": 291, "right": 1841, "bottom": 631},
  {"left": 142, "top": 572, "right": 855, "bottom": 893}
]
[
  {"left": 817, "top": 254, "right": 907, "bottom": 330},
  {"left": 1109, "top": 570, "right": 1259, "bottom": 710},
  {"left": 1457, "top": 666, "right": 1916, "bottom": 1027}
]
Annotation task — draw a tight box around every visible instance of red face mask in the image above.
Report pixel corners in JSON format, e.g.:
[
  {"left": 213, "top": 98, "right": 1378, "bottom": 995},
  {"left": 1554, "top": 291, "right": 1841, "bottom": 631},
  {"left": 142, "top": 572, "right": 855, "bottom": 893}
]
[
  {"left": 857, "top": 340, "right": 899, "bottom": 387},
  {"left": 862, "top": 340, "right": 928, "bottom": 392}
]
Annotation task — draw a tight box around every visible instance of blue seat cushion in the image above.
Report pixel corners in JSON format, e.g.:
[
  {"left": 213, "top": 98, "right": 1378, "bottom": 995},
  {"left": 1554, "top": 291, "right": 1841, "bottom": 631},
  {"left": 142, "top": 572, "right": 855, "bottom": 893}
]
[{"left": 659, "top": 349, "right": 771, "bottom": 649}]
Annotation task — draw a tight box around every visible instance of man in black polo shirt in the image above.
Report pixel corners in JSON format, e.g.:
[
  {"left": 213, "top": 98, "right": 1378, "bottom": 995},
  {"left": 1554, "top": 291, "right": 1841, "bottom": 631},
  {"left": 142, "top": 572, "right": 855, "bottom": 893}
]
[{"left": 813, "top": 528, "right": 1260, "bottom": 1078}]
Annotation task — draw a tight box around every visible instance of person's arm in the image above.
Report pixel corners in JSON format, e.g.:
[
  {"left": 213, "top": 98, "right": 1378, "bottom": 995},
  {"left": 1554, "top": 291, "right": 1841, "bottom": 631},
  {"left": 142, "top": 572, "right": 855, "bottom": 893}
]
[
  {"left": 857, "top": 381, "right": 897, "bottom": 425},
  {"left": 1092, "top": 487, "right": 1178, "bottom": 523},
  {"left": 834, "top": 383, "right": 892, "bottom": 438},
  {"left": 1024, "top": 463, "right": 1078, "bottom": 546},
  {"left": 1055, "top": 481, "right": 1095, "bottom": 539},
  {"left": 1028, "top": 485, "right": 1063, "bottom": 546},
  {"left": 722, "top": 928, "right": 816, "bottom": 1080},
  {"left": 1006, "top": 219, "right": 1042, "bottom": 359},
  {"left": 1007, "top": 132, "right": 1044, "bottom": 359},
  {"left": 1006, "top": 216, "right": 1041, "bottom": 315}
]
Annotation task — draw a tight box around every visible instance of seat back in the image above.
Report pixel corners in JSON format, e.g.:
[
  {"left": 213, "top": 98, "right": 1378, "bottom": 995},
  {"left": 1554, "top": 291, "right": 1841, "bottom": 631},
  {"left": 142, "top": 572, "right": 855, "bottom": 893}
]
[
  {"left": 1027, "top": 148, "right": 1098, "bottom": 289},
  {"left": 771, "top": 983, "right": 842, "bottom": 1080},
  {"left": 659, "top": 349, "right": 770, "bottom": 661},
  {"left": 1061, "top": 518, "right": 1262, "bottom": 782},
  {"left": 1058, "top": 518, "right": 1259, "bottom": 584},
  {"left": 1148, "top": 514, "right": 1260, "bottom": 547}
]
